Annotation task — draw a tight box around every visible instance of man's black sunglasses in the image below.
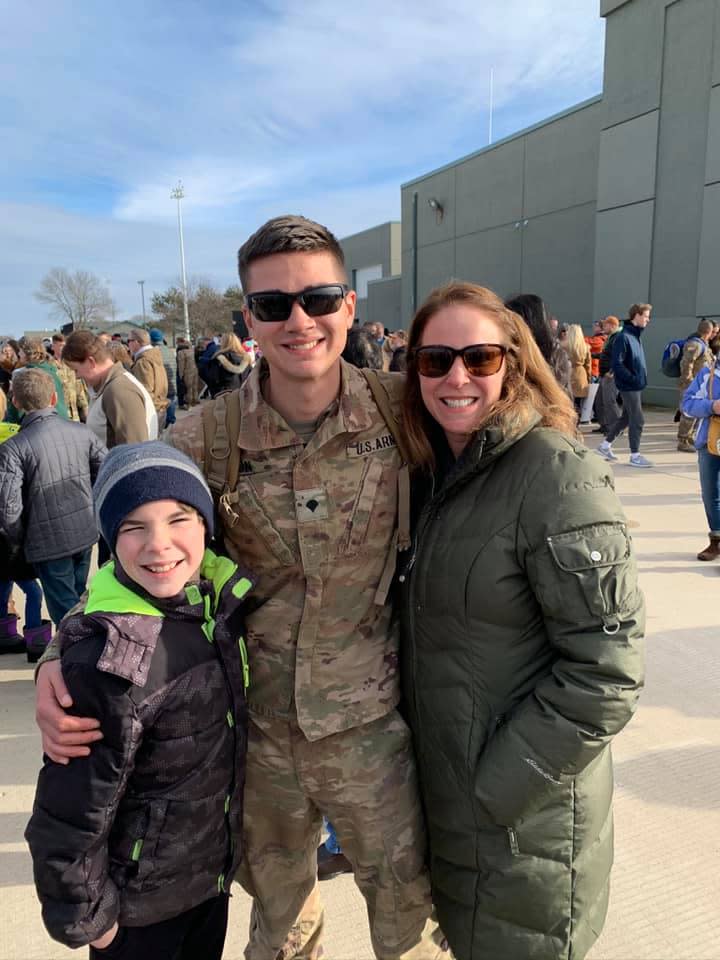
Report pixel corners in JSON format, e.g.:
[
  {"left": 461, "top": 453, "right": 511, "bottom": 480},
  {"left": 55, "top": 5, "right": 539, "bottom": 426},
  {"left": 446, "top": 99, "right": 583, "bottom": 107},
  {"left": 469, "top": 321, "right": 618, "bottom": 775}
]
[{"left": 246, "top": 284, "right": 349, "bottom": 323}]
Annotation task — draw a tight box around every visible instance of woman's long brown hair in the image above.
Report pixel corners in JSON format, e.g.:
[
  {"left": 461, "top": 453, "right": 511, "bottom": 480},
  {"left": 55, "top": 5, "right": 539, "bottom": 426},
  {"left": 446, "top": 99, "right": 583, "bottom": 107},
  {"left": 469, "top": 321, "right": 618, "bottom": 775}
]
[{"left": 402, "top": 281, "right": 577, "bottom": 471}]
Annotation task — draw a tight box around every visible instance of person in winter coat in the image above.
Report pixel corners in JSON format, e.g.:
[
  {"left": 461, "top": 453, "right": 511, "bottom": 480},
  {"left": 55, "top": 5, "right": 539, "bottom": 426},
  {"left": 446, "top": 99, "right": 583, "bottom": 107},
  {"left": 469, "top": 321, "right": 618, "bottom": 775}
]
[
  {"left": 196, "top": 338, "right": 220, "bottom": 389},
  {"left": 563, "top": 323, "right": 592, "bottom": 417},
  {"left": 681, "top": 360, "right": 720, "bottom": 561},
  {"left": 0, "top": 368, "right": 106, "bottom": 627},
  {"left": 0, "top": 338, "right": 19, "bottom": 396},
  {"left": 128, "top": 328, "right": 169, "bottom": 418},
  {"left": 62, "top": 331, "right": 158, "bottom": 448},
  {"left": 504, "top": 293, "right": 572, "bottom": 397},
  {"left": 176, "top": 338, "right": 200, "bottom": 407},
  {"left": 0, "top": 386, "right": 43, "bottom": 655},
  {"left": 676, "top": 318, "right": 714, "bottom": 452},
  {"left": 593, "top": 316, "right": 621, "bottom": 435},
  {"left": 49, "top": 333, "right": 89, "bottom": 422},
  {"left": 399, "top": 281, "right": 645, "bottom": 960},
  {"left": 597, "top": 303, "right": 652, "bottom": 468},
  {"left": 25, "top": 442, "right": 253, "bottom": 960},
  {"left": 203, "top": 332, "right": 251, "bottom": 397},
  {"left": 5, "top": 337, "right": 69, "bottom": 422}
]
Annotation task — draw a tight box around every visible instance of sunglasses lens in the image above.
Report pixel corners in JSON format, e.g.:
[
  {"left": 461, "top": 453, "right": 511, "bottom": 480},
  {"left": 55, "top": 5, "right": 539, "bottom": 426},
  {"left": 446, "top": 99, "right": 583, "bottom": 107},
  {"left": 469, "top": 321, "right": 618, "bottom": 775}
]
[
  {"left": 415, "top": 348, "right": 453, "bottom": 378},
  {"left": 250, "top": 294, "right": 292, "bottom": 323},
  {"left": 249, "top": 286, "right": 346, "bottom": 322},
  {"left": 300, "top": 288, "right": 345, "bottom": 317},
  {"left": 464, "top": 345, "right": 505, "bottom": 376}
]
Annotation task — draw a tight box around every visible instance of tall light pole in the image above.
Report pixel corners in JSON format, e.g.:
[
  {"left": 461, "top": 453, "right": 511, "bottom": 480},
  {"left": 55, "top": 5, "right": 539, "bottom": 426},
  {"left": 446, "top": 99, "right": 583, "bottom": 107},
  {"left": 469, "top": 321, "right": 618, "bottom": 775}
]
[
  {"left": 137, "top": 280, "right": 146, "bottom": 325},
  {"left": 170, "top": 180, "right": 191, "bottom": 341}
]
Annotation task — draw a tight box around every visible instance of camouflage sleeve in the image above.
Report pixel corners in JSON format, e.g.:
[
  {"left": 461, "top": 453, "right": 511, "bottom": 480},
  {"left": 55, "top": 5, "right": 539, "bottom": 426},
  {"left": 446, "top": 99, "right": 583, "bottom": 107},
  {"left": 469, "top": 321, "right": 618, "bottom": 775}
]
[
  {"left": 166, "top": 406, "right": 206, "bottom": 471},
  {"left": 680, "top": 340, "right": 702, "bottom": 384},
  {"left": 77, "top": 378, "right": 89, "bottom": 416}
]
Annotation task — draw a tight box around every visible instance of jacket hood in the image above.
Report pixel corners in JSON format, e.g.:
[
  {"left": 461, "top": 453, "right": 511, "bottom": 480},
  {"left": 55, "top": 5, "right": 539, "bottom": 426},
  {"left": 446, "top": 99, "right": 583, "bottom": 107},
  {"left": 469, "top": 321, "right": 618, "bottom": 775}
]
[
  {"left": 215, "top": 351, "right": 250, "bottom": 375},
  {"left": 84, "top": 548, "right": 252, "bottom": 619}
]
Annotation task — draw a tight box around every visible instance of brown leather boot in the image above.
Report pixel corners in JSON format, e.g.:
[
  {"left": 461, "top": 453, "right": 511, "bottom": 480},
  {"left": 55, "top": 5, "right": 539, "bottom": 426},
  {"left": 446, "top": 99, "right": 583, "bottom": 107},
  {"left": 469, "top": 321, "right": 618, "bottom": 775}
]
[{"left": 697, "top": 536, "right": 720, "bottom": 561}]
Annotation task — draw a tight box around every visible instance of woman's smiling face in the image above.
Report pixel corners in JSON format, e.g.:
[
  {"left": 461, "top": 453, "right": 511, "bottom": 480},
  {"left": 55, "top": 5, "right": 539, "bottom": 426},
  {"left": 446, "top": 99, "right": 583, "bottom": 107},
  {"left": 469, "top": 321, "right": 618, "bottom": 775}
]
[{"left": 418, "top": 304, "right": 506, "bottom": 457}]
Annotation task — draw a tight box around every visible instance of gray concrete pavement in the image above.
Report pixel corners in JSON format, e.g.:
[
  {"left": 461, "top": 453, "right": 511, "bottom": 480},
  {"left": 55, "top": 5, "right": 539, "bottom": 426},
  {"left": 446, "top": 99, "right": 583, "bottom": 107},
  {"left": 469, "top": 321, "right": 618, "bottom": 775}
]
[{"left": 1, "top": 410, "right": 719, "bottom": 959}]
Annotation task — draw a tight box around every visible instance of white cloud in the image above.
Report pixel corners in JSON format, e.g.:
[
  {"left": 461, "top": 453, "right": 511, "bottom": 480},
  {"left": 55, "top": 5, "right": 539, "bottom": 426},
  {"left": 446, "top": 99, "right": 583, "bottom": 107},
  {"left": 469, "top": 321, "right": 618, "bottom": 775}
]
[{"left": 1, "top": 0, "right": 605, "bottom": 332}]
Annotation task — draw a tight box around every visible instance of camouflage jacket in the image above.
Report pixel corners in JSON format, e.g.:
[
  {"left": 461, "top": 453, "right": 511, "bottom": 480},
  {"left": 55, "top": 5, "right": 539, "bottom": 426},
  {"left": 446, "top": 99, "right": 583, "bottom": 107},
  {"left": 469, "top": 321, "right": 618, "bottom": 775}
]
[
  {"left": 170, "top": 359, "right": 404, "bottom": 740},
  {"left": 679, "top": 336, "right": 713, "bottom": 390},
  {"left": 52, "top": 358, "right": 89, "bottom": 421},
  {"left": 26, "top": 553, "right": 251, "bottom": 947}
]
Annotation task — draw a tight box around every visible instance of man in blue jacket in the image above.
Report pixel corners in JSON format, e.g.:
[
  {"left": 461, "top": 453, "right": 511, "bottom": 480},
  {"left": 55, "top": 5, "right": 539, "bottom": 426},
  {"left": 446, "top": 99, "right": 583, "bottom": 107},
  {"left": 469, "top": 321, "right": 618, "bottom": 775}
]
[{"left": 597, "top": 303, "right": 653, "bottom": 468}]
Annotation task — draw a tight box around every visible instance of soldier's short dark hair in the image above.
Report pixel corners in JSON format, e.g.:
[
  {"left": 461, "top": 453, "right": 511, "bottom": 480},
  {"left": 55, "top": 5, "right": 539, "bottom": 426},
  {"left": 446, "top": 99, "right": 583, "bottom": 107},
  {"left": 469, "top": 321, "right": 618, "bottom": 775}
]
[
  {"left": 341, "top": 328, "right": 383, "bottom": 370},
  {"left": 11, "top": 367, "right": 56, "bottom": 412},
  {"left": 238, "top": 215, "right": 346, "bottom": 291}
]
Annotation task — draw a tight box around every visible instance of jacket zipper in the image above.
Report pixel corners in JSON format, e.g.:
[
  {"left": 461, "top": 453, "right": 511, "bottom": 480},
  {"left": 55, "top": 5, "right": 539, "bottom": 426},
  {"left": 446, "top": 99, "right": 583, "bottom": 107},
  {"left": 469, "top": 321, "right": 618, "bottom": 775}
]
[{"left": 204, "top": 585, "right": 242, "bottom": 893}]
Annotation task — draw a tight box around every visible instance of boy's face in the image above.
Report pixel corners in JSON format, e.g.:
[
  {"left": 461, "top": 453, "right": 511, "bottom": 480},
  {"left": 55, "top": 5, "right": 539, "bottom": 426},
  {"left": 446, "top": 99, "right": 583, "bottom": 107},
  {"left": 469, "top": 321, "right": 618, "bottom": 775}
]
[{"left": 115, "top": 500, "right": 205, "bottom": 598}]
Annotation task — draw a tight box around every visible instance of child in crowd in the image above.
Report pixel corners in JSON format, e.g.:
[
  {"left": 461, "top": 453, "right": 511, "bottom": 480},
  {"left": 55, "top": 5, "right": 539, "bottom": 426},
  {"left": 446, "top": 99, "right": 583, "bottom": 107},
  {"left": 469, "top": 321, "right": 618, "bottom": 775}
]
[{"left": 26, "top": 443, "right": 252, "bottom": 960}]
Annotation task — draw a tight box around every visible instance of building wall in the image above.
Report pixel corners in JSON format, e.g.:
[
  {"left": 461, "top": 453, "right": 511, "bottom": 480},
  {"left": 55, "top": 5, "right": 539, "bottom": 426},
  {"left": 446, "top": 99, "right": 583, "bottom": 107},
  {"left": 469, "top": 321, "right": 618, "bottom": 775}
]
[
  {"left": 400, "top": 97, "right": 603, "bottom": 329},
  {"left": 398, "top": 0, "right": 720, "bottom": 406},
  {"left": 340, "top": 222, "right": 400, "bottom": 326},
  {"left": 367, "top": 276, "right": 402, "bottom": 331},
  {"left": 595, "top": 0, "right": 720, "bottom": 405}
]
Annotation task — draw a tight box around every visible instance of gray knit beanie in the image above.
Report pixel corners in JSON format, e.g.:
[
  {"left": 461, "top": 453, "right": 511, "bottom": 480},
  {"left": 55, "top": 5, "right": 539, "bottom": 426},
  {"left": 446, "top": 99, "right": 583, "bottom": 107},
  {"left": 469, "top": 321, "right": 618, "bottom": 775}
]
[{"left": 94, "top": 442, "right": 214, "bottom": 550}]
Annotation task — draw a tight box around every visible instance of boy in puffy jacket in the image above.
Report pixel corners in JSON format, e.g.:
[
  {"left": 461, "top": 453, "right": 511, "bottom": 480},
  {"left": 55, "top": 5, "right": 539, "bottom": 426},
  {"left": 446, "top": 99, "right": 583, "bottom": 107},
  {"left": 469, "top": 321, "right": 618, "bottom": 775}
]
[{"left": 26, "top": 442, "right": 252, "bottom": 960}]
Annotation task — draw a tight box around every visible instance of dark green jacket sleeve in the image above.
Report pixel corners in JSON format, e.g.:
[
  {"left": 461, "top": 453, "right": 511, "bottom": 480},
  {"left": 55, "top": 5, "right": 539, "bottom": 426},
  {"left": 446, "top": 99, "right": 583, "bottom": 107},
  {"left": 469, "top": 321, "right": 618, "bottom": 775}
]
[{"left": 474, "top": 445, "right": 645, "bottom": 826}]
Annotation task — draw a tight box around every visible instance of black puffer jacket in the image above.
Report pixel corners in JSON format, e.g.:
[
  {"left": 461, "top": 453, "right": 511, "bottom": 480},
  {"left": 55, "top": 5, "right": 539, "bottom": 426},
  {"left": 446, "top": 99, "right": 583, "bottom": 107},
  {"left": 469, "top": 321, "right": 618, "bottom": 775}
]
[
  {"left": 205, "top": 349, "right": 251, "bottom": 397},
  {"left": 0, "top": 408, "right": 106, "bottom": 562},
  {"left": 25, "top": 552, "right": 252, "bottom": 948}
]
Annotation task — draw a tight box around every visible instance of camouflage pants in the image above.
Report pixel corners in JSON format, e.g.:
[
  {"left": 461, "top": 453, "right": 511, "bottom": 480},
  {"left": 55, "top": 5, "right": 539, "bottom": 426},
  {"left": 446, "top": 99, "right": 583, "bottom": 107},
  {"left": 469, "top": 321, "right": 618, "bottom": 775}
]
[
  {"left": 237, "top": 711, "right": 445, "bottom": 960},
  {"left": 678, "top": 386, "right": 697, "bottom": 441}
]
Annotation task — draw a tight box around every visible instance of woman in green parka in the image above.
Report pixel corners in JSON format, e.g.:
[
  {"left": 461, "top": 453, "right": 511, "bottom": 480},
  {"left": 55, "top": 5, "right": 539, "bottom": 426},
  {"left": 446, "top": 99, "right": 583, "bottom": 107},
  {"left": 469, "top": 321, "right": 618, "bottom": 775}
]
[{"left": 398, "top": 282, "right": 645, "bottom": 960}]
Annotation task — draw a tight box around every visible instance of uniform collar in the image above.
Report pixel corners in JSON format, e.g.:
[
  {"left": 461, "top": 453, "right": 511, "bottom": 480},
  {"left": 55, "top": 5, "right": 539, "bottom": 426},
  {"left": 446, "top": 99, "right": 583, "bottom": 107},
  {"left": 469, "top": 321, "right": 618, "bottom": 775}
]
[{"left": 238, "top": 357, "right": 377, "bottom": 451}]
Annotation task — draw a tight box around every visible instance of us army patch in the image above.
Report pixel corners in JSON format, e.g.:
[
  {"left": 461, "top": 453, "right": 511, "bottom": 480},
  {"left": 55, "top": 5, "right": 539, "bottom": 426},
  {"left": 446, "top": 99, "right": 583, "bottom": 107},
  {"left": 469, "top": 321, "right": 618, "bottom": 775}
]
[
  {"left": 295, "top": 487, "right": 328, "bottom": 523},
  {"left": 346, "top": 434, "right": 397, "bottom": 457}
]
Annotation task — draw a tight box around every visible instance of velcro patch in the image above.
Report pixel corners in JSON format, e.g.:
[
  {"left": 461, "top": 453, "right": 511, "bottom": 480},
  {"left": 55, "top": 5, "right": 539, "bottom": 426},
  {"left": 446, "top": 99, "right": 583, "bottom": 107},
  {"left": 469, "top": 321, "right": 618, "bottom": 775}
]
[
  {"left": 346, "top": 434, "right": 397, "bottom": 457},
  {"left": 295, "top": 487, "right": 328, "bottom": 523}
]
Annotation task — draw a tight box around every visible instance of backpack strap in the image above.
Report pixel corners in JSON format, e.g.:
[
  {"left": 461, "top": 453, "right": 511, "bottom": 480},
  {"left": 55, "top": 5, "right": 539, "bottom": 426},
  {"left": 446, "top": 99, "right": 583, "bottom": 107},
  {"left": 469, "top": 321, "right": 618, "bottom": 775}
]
[
  {"left": 360, "top": 369, "right": 411, "bottom": 552},
  {"left": 202, "top": 390, "right": 242, "bottom": 497}
]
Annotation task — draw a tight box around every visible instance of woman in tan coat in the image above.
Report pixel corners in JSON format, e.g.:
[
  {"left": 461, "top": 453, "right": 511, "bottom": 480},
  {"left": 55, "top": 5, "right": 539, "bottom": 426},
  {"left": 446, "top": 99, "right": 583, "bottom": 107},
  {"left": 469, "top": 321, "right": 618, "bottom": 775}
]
[{"left": 564, "top": 324, "right": 592, "bottom": 417}]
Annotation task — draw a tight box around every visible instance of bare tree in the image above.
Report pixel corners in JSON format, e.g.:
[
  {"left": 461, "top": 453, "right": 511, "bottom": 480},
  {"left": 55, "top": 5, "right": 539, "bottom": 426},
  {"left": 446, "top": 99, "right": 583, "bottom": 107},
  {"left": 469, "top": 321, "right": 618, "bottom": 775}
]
[
  {"left": 151, "top": 279, "right": 243, "bottom": 339},
  {"left": 34, "top": 268, "right": 115, "bottom": 328}
]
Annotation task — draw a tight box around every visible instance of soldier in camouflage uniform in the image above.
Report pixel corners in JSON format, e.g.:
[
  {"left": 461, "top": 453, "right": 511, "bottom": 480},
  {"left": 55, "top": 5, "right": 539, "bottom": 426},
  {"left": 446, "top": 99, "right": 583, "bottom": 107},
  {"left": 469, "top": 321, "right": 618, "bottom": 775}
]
[
  {"left": 677, "top": 318, "right": 714, "bottom": 451},
  {"left": 35, "top": 216, "right": 445, "bottom": 960},
  {"left": 51, "top": 334, "right": 89, "bottom": 422}
]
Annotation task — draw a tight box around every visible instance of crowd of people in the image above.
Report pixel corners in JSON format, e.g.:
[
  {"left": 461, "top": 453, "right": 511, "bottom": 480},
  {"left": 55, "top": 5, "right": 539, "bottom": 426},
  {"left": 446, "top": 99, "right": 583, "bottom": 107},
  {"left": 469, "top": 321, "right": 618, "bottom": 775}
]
[{"left": 4, "top": 211, "right": 717, "bottom": 959}]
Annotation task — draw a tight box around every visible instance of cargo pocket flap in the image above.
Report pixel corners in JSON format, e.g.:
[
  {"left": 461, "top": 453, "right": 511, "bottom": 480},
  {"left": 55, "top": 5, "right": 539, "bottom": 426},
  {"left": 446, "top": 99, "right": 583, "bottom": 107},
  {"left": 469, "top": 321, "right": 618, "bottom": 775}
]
[{"left": 547, "top": 523, "right": 630, "bottom": 572}]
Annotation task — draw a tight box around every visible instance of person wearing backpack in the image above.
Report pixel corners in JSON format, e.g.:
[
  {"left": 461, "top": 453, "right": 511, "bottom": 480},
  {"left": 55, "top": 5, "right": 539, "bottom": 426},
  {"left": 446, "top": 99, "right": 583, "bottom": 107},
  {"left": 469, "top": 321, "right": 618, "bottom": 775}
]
[
  {"left": 597, "top": 304, "right": 652, "bottom": 467},
  {"left": 676, "top": 319, "right": 714, "bottom": 452}
]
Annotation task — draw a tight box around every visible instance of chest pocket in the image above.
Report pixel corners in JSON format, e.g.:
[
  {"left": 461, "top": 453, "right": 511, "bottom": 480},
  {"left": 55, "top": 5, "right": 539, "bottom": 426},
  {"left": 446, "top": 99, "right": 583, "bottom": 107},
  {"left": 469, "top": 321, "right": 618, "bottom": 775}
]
[
  {"left": 219, "top": 476, "right": 297, "bottom": 567},
  {"left": 535, "top": 522, "right": 638, "bottom": 623},
  {"left": 342, "top": 457, "right": 386, "bottom": 556}
]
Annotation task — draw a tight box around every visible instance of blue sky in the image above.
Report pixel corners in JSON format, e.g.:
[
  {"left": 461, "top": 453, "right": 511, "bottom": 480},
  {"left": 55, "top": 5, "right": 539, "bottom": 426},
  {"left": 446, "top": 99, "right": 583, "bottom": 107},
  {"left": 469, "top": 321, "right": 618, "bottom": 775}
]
[{"left": 1, "top": 1, "right": 606, "bottom": 335}]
